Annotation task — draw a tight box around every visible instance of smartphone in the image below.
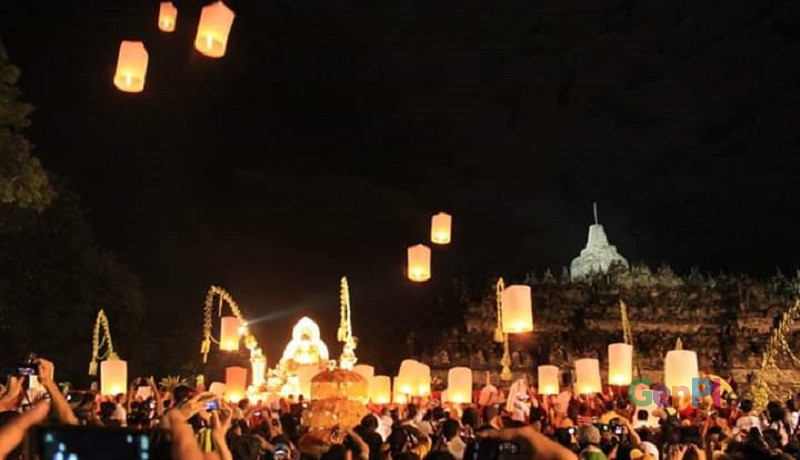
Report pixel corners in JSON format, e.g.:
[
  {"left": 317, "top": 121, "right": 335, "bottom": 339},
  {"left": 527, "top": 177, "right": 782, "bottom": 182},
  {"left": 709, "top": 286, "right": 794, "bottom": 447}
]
[
  {"left": 30, "top": 426, "right": 168, "bottom": 460},
  {"left": 613, "top": 425, "right": 623, "bottom": 435},
  {"left": 567, "top": 426, "right": 576, "bottom": 435},
  {"left": 274, "top": 442, "right": 289, "bottom": 460},
  {"left": 204, "top": 400, "right": 219, "bottom": 412},
  {"left": 464, "top": 440, "right": 523, "bottom": 459}
]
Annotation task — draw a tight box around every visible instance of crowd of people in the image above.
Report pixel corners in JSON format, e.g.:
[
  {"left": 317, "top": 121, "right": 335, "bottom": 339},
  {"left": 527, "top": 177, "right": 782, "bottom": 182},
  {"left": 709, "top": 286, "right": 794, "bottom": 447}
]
[{"left": 2, "top": 356, "right": 800, "bottom": 459}]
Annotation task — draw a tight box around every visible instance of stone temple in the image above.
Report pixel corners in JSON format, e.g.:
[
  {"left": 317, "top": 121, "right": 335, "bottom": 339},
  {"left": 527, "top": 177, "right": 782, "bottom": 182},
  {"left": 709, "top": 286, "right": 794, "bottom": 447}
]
[{"left": 570, "top": 204, "right": 628, "bottom": 280}]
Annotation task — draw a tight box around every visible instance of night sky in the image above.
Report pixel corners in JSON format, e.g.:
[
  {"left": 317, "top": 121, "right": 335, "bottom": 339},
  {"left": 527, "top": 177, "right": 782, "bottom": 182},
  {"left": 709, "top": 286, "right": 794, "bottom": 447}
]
[{"left": 2, "top": 0, "right": 800, "bottom": 366}]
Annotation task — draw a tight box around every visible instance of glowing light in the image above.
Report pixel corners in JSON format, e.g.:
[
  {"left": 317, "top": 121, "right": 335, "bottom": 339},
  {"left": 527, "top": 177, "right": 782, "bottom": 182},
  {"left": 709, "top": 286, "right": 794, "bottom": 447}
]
[
  {"left": 194, "top": 1, "right": 235, "bottom": 58},
  {"left": 537, "top": 365, "right": 559, "bottom": 395},
  {"left": 501, "top": 285, "right": 533, "bottom": 334},
  {"left": 407, "top": 244, "right": 431, "bottom": 282},
  {"left": 430, "top": 212, "right": 452, "bottom": 244},
  {"left": 158, "top": 2, "right": 177, "bottom": 32},
  {"left": 113, "top": 41, "right": 148, "bottom": 93},
  {"left": 608, "top": 343, "right": 633, "bottom": 386},
  {"left": 281, "top": 317, "right": 330, "bottom": 367}
]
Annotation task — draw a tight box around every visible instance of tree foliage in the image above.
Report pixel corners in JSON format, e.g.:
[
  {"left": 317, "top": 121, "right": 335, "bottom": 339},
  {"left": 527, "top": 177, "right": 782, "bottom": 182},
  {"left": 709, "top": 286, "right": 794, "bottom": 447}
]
[
  {"left": 0, "top": 178, "right": 145, "bottom": 381},
  {"left": 0, "top": 38, "right": 53, "bottom": 212}
]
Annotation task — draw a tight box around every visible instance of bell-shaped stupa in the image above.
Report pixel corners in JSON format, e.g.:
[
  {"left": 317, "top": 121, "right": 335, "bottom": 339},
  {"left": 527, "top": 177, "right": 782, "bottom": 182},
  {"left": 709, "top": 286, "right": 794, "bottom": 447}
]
[{"left": 570, "top": 203, "right": 628, "bottom": 280}]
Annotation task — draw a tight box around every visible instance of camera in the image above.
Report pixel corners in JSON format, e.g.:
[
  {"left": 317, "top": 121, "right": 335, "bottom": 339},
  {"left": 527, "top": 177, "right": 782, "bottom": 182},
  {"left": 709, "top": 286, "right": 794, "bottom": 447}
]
[{"left": 15, "top": 353, "right": 39, "bottom": 377}]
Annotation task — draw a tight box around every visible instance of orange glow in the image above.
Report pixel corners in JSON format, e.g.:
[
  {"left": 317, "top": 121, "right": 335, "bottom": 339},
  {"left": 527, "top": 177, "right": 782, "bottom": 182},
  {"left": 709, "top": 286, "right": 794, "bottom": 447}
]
[
  {"left": 158, "top": 2, "right": 178, "bottom": 32},
  {"left": 445, "top": 367, "right": 472, "bottom": 404},
  {"left": 501, "top": 285, "right": 533, "bottom": 333},
  {"left": 537, "top": 365, "right": 559, "bottom": 395},
  {"left": 194, "top": 1, "right": 235, "bottom": 58},
  {"left": 100, "top": 359, "right": 128, "bottom": 396},
  {"left": 219, "top": 316, "right": 240, "bottom": 351},
  {"left": 430, "top": 212, "right": 452, "bottom": 244},
  {"left": 225, "top": 366, "right": 248, "bottom": 402},
  {"left": 608, "top": 343, "right": 633, "bottom": 386},
  {"left": 113, "top": 41, "right": 148, "bottom": 93},
  {"left": 407, "top": 244, "right": 431, "bottom": 282},
  {"left": 575, "top": 358, "right": 601, "bottom": 395},
  {"left": 371, "top": 376, "right": 391, "bottom": 404}
]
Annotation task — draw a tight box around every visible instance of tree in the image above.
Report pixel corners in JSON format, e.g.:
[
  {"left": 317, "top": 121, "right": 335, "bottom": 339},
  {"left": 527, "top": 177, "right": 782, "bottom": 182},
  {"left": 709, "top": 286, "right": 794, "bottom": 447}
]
[
  {"left": 0, "top": 178, "right": 145, "bottom": 382},
  {"left": 0, "top": 38, "right": 53, "bottom": 212}
]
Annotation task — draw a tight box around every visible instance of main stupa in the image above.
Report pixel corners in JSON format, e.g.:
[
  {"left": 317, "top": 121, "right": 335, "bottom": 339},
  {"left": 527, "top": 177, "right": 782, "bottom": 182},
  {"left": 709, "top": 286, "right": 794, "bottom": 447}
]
[{"left": 570, "top": 203, "right": 628, "bottom": 280}]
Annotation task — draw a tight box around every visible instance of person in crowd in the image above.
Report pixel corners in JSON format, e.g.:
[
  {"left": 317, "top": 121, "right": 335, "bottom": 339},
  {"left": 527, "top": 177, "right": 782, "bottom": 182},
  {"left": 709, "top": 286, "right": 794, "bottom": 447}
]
[
  {"left": 354, "top": 414, "right": 384, "bottom": 460},
  {"left": 577, "top": 425, "right": 606, "bottom": 460},
  {"left": 733, "top": 399, "right": 761, "bottom": 438}
]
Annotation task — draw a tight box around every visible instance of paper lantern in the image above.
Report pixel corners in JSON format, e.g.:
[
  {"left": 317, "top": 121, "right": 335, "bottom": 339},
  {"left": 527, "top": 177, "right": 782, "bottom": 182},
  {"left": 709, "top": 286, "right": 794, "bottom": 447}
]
[
  {"left": 113, "top": 41, "right": 148, "bottom": 93},
  {"left": 396, "top": 360, "right": 418, "bottom": 395},
  {"left": 608, "top": 343, "right": 633, "bottom": 386},
  {"left": 538, "top": 365, "right": 560, "bottom": 396},
  {"left": 417, "top": 363, "right": 431, "bottom": 396},
  {"left": 353, "top": 365, "right": 375, "bottom": 400},
  {"left": 371, "top": 375, "right": 391, "bottom": 404},
  {"left": 220, "top": 316, "right": 240, "bottom": 351},
  {"left": 575, "top": 358, "right": 601, "bottom": 395},
  {"left": 407, "top": 244, "right": 431, "bottom": 282},
  {"left": 100, "top": 359, "right": 128, "bottom": 396},
  {"left": 501, "top": 285, "right": 533, "bottom": 333},
  {"left": 446, "top": 367, "right": 472, "bottom": 404},
  {"left": 208, "top": 382, "right": 227, "bottom": 399},
  {"left": 392, "top": 376, "right": 408, "bottom": 404},
  {"left": 158, "top": 2, "right": 178, "bottom": 32},
  {"left": 194, "top": 1, "right": 235, "bottom": 58},
  {"left": 664, "top": 350, "right": 699, "bottom": 397},
  {"left": 225, "top": 366, "right": 248, "bottom": 402},
  {"left": 430, "top": 212, "right": 452, "bottom": 245}
]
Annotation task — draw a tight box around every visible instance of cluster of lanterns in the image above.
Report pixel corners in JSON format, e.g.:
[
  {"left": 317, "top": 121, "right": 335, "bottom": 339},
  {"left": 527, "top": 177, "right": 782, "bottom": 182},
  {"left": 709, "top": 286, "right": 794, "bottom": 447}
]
[
  {"left": 407, "top": 211, "right": 452, "bottom": 282},
  {"left": 113, "top": 1, "right": 236, "bottom": 93}
]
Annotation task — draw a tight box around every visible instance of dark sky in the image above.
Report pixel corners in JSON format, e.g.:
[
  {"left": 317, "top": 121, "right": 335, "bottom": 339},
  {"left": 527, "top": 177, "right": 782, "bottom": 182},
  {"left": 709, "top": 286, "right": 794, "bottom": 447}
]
[{"left": 2, "top": 0, "right": 800, "bottom": 366}]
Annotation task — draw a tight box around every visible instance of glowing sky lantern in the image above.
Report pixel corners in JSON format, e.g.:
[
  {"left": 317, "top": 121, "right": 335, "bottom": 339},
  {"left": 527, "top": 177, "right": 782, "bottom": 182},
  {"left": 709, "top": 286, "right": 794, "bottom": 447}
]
[
  {"left": 280, "top": 317, "right": 330, "bottom": 368},
  {"left": 219, "top": 316, "right": 241, "bottom": 351},
  {"left": 396, "top": 360, "right": 418, "bottom": 395},
  {"left": 608, "top": 343, "right": 633, "bottom": 386},
  {"left": 430, "top": 212, "right": 452, "bottom": 245},
  {"left": 194, "top": 1, "right": 235, "bottom": 58},
  {"left": 445, "top": 367, "right": 472, "bottom": 404},
  {"left": 392, "top": 376, "right": 408, "bottom": 404},
  {"left": 537, "top": 365, "right": 559, "bottom": 396},
  {"left": 225, "top": 366, "right": 248, "bottom": 402},
  {"left": 575, "top": 358, "right": 601, "bottom": 395},
  {"left": 113, "top": 41, "right": 148, "bottom": 93},
  {"left": 100, "top": 359, "right": 128, "bottom": 396},
  {"left": 501, "top": 285, "right": 533, "bottom": 333},
  {"left": 353, "top": 365, "right": 375, "bottom": 400},
  {"left": 208, "top": 382, "right": 227, "bottom": 399},
  {"left": 158, "top": 2, "right": 178, "bottom": 32},
  {"left": 371, "top": 375, "right": 391, "bottom": 404},
  {"left": 407, "top": 244, "right": 431, "bottom": 282},
  {"left": 416, "top": 363, "right": 431, "bottom": 396},
  {"left": 665, "top": 349, "right": 698, "bottom": 398}
]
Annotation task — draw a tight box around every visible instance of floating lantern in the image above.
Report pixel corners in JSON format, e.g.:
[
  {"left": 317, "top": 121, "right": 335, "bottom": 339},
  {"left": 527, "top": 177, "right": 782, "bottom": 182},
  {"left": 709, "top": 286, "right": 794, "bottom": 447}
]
[
  {"left": 100, "top": 359, "right": 128, "bottom": 396},
  {"left": 158, "top": 2, "right": 178, "bottom": 32},
  {"left": 608, "top": 343, "right": 633, "bottom": 386},
  {"left": 372, "top": 375, "right": 391, "bottom": 404},
  {"left": 113, "top": 41, "right": 148, "bottom": 93},
  {"left": 538, "top": 365, "right": 560, "bottom": 395},
  {"left": 417, "top": 363, "right": 431, "bottom": 396},
  {"left": 353, "top": 365, "right": 375, "bottom": 400},
  {"left": 445, "top": 367, "right": 472, "bottom": 404},
  {"left": 219, "top": 316, "right": 241, "bottom": 351},
  {"left": 208, "top": 382, "right": 227, "bottom": 399},
  {"left": 430, "top": 212, "right": 452, "bottom": 245},
  {"left": 392, "top": 376, "right": 408, "bottom": 404},
  {"left": 225, "top": 366, "right": 248, "bottom": 402},
  {"left": 194, "top": 1, "right": 235, "bottom": 58},
  {"left": 575, "top": 358, "right": 601, "bottom": 395},
  {"left": 396, "top": 360, "right": 418, "bottom": 395},
  {"left": 664, "top": 349, "right": 698, "bottom": 398},
  {"left": 501, "top": 285, "right": 533, "bottom": 333},
  {"left": 407, "top": 244, "right": 431, "bottom": 282}
]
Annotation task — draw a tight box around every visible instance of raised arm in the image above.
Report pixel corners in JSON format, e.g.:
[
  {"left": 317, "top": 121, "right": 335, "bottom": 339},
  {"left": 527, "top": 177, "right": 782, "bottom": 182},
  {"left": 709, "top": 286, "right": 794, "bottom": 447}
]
[{"left": 37, "top": 359, "right": 79, "bottom": 426}]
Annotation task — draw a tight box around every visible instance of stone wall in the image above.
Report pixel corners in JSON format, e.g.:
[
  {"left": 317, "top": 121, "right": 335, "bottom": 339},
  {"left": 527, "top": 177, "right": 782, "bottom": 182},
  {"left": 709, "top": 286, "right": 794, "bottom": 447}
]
[{"left": 415, "top": 265, "right": 800, "bottom": 394}]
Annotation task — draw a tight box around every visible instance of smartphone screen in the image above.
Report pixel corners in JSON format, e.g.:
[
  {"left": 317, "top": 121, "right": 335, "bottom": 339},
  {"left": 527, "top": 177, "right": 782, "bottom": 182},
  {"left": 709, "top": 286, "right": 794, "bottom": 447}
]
[
  {"left": 204, "top": 400, "right": 219, "bottom": 411},
  {"left": 34, "top": 426, "right": 165, "bottom": 460}
]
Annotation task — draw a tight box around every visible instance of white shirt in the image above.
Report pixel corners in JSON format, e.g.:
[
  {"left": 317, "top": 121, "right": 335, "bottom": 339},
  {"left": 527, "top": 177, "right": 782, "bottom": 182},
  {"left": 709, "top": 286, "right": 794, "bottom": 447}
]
[
  {"left": 735, "top": 414, "right": 761, "bottom": 435},
  {"left": 447, "top": 436, "right": 466, "bottom": 459}
]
